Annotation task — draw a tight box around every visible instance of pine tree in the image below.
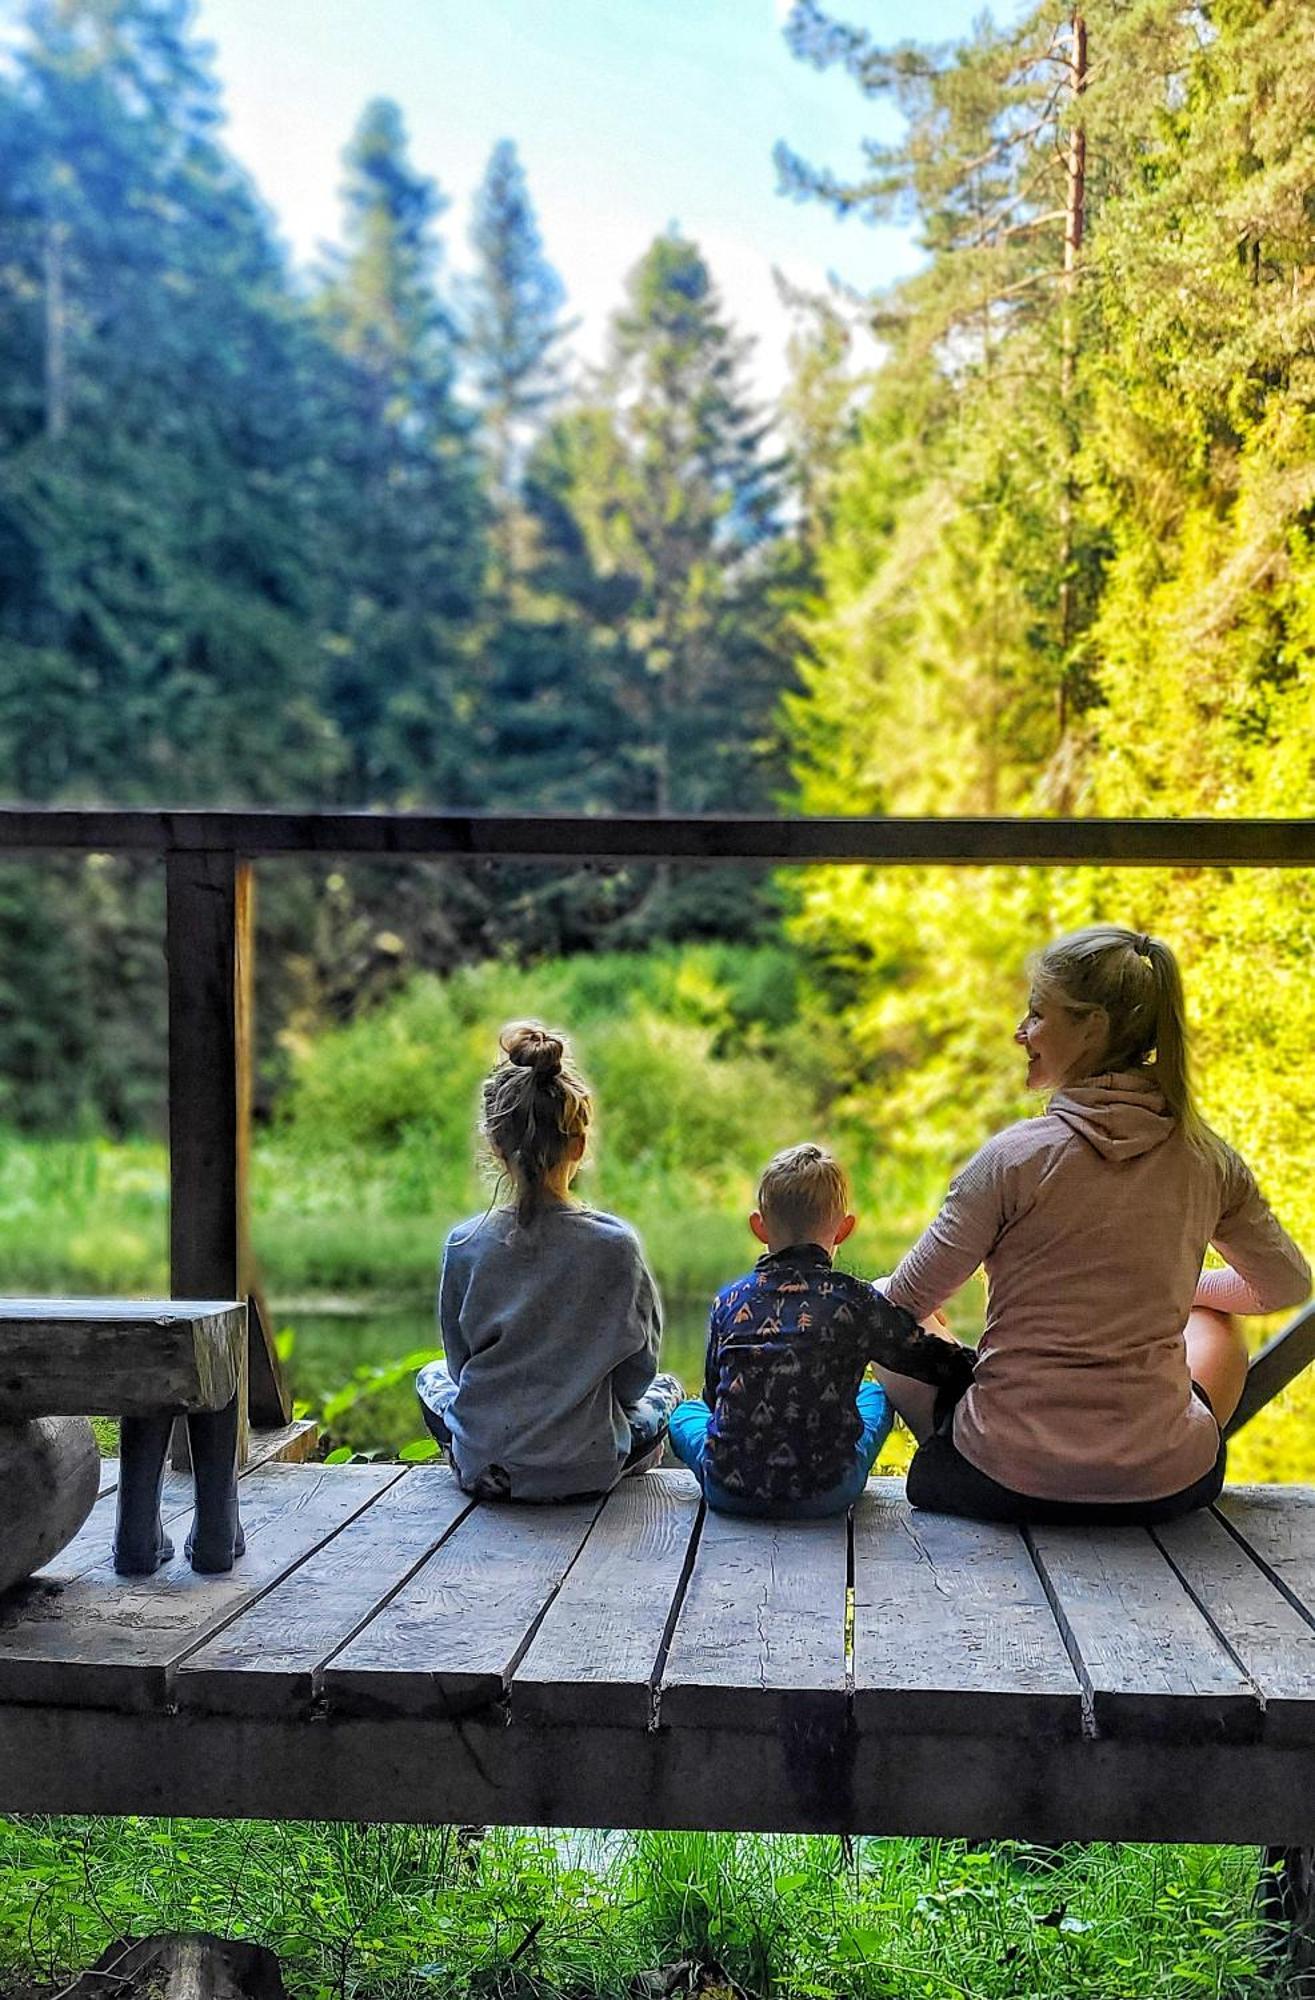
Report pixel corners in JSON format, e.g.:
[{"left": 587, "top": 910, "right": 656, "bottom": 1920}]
[
  {"left": 0, "top": 0, "right": 338, "bottom": 805},
  {"left": 316, "top": 98, "right": 486, "bottom": 804},
  {"left": 558, "top": 230, "right": 789, "bottom": 819},
  {"left": 465, "top": 139, "right": 570, "bottom": 532}
]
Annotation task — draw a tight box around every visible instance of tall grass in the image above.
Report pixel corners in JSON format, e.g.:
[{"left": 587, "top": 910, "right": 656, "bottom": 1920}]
[{"left": 0, "top": 1818, "right": 1279, "bottom": 2000}]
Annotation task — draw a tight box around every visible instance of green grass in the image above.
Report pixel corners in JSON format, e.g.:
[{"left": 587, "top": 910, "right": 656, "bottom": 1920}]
[{"left": 0, "top": 1818, "right": 1282, "bottom": 2000}]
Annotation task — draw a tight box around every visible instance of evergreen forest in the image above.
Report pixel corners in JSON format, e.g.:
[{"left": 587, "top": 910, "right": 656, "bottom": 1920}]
[
  {"left": 3, "top": 5, "right": 1315, "bottom": 1994},
  {"left": 1, "top": 0, "right": 1312, "bottom": 1315}
]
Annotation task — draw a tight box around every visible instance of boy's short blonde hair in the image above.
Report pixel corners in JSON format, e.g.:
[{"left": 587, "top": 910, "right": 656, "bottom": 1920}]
[{"left": 757, "top": 1143, "right": 851, "bottom": 1243}]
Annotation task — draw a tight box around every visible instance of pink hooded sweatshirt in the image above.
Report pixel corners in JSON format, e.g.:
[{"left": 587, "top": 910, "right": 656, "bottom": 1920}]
[{"left": 885, "top": 1069, "right": 1310, "bottom": 1503}]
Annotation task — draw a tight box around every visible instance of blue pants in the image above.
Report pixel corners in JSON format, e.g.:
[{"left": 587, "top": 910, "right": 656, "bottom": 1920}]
[{"left": 667, "top": 1380, "right": 892, "bottom": 1520}]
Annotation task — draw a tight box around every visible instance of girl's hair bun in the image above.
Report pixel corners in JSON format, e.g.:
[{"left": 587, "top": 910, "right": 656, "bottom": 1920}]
[{"left": 500, "top": 1021, "right": 565, "bottom": 1078}]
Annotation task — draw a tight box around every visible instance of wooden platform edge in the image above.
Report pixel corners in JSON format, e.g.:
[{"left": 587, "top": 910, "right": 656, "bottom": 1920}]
[
  {"left": 253, "top": 1420, "right": 319, "bottom": 1466},
  {"left": 12, "top": 1705, "right": 1315, "bottom": 1842}
]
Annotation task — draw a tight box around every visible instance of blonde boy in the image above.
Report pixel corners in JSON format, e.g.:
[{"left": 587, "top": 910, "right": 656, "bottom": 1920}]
[{"left": 667, "top": 1144, "right": 975, "bottom": 1518}]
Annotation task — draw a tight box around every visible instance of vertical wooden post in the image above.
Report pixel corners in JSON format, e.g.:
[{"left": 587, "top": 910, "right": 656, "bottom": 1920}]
[
  {"left": 167, "top": 850, "right": 249, "bottom": 1466},
  {"left": 235, "top": 865, "right": 290, "bottom": 1426}
]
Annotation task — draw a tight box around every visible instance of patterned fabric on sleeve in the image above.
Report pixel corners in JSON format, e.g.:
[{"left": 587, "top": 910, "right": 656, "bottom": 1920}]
[{"left": 702, "top": 1243, "right": 974, "bottom": 1506}]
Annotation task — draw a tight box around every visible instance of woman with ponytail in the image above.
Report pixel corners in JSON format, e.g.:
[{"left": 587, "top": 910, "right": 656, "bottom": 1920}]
[
  {"left": 415, "top": 1022, "right": 683, "bottom": 1501},
  {"left": 874, "top": 927, "right": 1310, "bottom": 1524}
]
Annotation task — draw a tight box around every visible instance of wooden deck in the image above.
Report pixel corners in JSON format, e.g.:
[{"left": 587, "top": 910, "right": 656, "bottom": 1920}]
[{"left": 6, "top": 1459, "right": 1315, "bottom": 1844}]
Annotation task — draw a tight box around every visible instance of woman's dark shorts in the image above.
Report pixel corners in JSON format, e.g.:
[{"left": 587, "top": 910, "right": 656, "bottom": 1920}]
[{"left": 905, "top": 1381, "right": 1227, "bottom": 1527}]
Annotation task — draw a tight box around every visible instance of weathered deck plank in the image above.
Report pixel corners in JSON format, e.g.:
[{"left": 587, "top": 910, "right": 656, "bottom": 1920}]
[
  {"left": 175, "top": 1467, "right": 471, "bottom": 1717},
  {"left": 852, "top": 1480, "right": 1081, "bottom": 1736},
  {"left": 6, "top": 1464, "right": 1315, "bottom": 1840},
  {"left": 1027, "top": 1523, "right": 1260, "bottom": 1738},
  {"left": 0, "top": 1463, "right": 397, "bottom": 1709},
  {"left": 1155, "top": 1503, "right": 1315, "bottom": 1741},
  {"left": 39, "top": 1422, "right": 320, "bottom": 1585},
  {"left": 512, "top": 1469, "right": 702, "bottom": 1726},
  {"left": 1216, "top": 1486, "right": 1315, "bottom": 1612},
  {"left": 659, "top": 1505, "right": 847, "bottom": 1730},
  {"left": 323, "top": 1495, "right": 602, "bottom": 1719}
]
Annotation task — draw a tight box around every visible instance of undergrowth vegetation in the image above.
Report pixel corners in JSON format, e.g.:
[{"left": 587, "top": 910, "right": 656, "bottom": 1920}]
[
  {"left": 0, "top": 1818, "right": 1280, "bottom": 2000},
  {"left": 0, "top": 942, "right": 1309, "bottom": 1473}
]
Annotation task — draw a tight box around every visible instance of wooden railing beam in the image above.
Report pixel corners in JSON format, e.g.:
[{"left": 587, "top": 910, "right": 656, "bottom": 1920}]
[{"left": 0, "top": 809, "right": 1309, "bottom": 867}]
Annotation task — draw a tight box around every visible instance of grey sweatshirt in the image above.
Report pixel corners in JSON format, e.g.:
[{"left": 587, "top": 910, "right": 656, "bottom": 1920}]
[
  {"left": 438, "top": 1200, "right": 663, "bottom": 1501},
  {"left": 886, "top": 1070, "right": 1310, "bottom": 1503}
]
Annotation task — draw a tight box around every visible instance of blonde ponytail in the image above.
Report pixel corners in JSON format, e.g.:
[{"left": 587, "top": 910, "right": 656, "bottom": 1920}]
[{"left": 1030, "top": 926, "right": 1221, "bottom": 1161}]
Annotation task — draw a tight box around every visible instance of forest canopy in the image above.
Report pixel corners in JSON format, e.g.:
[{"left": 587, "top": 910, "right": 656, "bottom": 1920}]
[{"left": 0, "top": 0, "right": 1312, "bottom": 1266}]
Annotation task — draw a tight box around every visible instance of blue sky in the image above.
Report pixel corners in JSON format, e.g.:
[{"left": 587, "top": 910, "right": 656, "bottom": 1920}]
[{"left": 88, "top": 2, "right": 1022, "bottom": 392}]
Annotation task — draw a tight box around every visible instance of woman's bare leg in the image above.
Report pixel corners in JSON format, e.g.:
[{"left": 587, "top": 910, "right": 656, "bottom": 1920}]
[
  {"left": 871, "top": 1366, "right": 941, "bottom": 1444},
  {"left": 1184, "top": 1307, "right": 1249, "bottom": 1429}
]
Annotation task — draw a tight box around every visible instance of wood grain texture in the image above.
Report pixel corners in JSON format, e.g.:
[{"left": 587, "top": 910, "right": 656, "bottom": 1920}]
[
  {"left": 324, "top": 1496, "right": 601, "bottom": 1719},
  {"left": 1027, "top": 1523, "right": 1260, "bottom": 1739},
  {"left": 0, "top": 1462, "right": 398, "bottom": 1709},
  {"left": 513, "top": 1469, "right": 701, "bottom": 1727},
  {"left": 659, "top": 1505, "right": 847, "bottom": 1730},
  {"left": 0, "top": 1418, "right": 100, "bottom": 1593},
  {"left": 851, "top": 1480, "right": 1080, "bottom": 1736},
  {"left": 0, "top": 1300, "right": 244, "bottom": 1417},
  {"left": 0, "top": 807, "right": 1312, "bottom": 868},
  {"left": 12, "top": 1702, "right": 1315, "bottom": 1843},
  {"left": 176, "top": 1467, "right": 471, "bottom": 1717},
  {"left": 1156, "top": 1505, "right": 1315, "bottom": 1741}
]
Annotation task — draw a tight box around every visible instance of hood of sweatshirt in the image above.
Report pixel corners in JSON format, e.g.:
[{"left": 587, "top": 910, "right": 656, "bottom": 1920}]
[{"left": 1047, "top": 1068, "right": 1175, "bottom": 1162}]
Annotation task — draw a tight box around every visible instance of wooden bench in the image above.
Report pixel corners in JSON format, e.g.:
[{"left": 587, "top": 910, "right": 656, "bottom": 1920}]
[{"left": 0, "top": 1298, "right": 249, "bottom": 1581}]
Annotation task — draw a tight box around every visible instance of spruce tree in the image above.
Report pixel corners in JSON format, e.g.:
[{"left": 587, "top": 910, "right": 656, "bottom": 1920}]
[
  {"left": 549, "top": 230, "right": 789, "bottom": 821},
  {"left": 465, "top": 139, "right": 570, "bottom": 531},
  {"left": 0, "top": 0, "right": 337, "bottom": 805},
  {"left": 316, "top": 98, "right": 485, "bottom": 804}
]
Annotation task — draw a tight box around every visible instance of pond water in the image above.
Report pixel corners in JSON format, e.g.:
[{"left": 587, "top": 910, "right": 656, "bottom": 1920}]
[{"left": 286, "top": 1298, "right": 711, "bottom": 1456}]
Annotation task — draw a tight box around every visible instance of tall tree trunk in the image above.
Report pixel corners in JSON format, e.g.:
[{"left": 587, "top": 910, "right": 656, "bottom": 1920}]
[
  {"left": 1055, "top": 10, "right": 1087, "bottom": 791},
  {"left": 43, "top": 217, "right": 69, "bottom": 442}
]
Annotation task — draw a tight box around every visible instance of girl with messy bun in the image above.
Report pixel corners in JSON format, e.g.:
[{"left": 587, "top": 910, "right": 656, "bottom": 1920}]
[{"left": 415, "top": 1022, "right": 683, "bottom": 1501}]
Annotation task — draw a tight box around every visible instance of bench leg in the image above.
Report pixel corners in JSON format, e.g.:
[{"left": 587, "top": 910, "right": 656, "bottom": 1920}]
[
  {"left": 1261, "top": 1845, "right": 1315, "bottom": 1991},
  {"left": 184, "top": 1393, "right": 245, "bottom": 1574},
  {"left": 114, "top": 1413, "right": 175, "bottom": 1575}
]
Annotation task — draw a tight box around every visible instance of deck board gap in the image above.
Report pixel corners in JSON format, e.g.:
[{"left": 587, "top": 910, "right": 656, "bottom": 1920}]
[
  {"left": 166, "top": 1465, "right": 409, "bottom": 1688},
  {"left": 1022, "top": 1523, "right": 1098, "bottom": 1738},
  {"left": 844, "top": 1507, "right": 855, "bottom": 1694},
  {"left": 647, "top": 1494, "right": 707, "bottom": 1730},
  {"left": 496, "top": 1491, "right": 610, "bottom": 1694},
  {"left": 1149, "top": 1521, "right": 1269, "bottom": 1713},
  {"left": 310, "top": 1487, "right": 480, "bottom": 1696},
  {"left": 1209, "top": 1501, "right": 1315, "bottom": 1639}
]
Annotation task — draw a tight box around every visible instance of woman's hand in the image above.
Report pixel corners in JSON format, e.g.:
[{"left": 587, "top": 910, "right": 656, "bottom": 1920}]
[{"left": 872, "top": 1276, "right": 951, "bottom": 1337}]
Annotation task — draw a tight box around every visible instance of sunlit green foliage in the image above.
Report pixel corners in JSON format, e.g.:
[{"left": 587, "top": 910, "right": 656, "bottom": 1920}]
[
  {"left": 0, "top": 1816, "right": 1277, "bottom": 2000},
  {"left": 782, "top": 0, "right": 1315, "bottom": 1303}
]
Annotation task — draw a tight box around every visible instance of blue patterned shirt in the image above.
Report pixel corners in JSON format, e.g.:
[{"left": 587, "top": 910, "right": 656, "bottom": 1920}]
[{"left": 702, "top": 1244, "right": 974, "bottom": 1505}]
